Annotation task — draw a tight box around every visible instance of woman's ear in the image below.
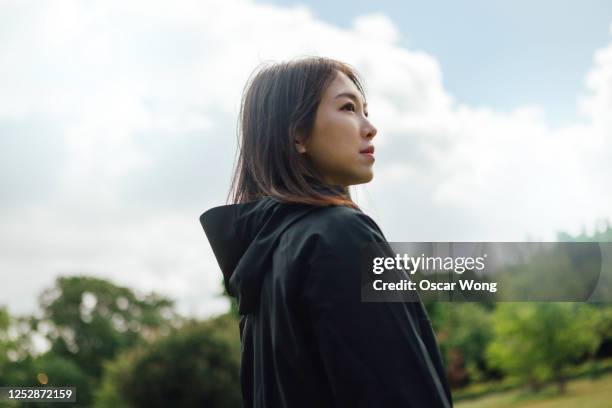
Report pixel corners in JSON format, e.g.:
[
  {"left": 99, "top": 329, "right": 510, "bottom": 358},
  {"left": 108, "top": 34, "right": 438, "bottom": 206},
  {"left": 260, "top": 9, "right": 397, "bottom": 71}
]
[{"left": 294, "top": 131, "right": 308, "bottom": 154}]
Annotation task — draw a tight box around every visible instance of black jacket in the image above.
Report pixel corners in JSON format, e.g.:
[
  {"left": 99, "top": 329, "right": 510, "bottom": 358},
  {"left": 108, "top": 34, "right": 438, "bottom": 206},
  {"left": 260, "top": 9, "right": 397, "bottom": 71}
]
[{"left": 200, "top": 195, "right": 453, "bottom": 408}]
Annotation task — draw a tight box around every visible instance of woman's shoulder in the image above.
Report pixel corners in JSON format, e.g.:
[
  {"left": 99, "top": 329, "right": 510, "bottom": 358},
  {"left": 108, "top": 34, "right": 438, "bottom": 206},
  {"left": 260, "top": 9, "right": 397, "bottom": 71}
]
[
  {"left": 321, "top": 204, "right": 377, "bottom": 227},
  {"left": 286, "top": 204, "right": 387, "bottom": 255},
  {"left": 293, "top": 203, "right": 371, "bottom": 229}
]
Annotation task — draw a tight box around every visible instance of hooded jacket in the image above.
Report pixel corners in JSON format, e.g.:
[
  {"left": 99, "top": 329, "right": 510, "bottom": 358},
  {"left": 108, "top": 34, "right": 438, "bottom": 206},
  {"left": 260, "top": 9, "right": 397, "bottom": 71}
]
[{"left": 200, "top": 192, "right": 453, "bottom": 408}]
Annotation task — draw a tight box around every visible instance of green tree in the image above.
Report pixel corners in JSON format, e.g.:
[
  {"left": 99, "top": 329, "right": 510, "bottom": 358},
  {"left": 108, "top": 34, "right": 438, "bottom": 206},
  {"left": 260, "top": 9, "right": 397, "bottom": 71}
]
[
  {"left": 0, "top": 307, "right": 37, "bottom": 388},
  {"left": 36, "top": 275, "right": 180, "bottom": 379},
  {"left": 97, "top": 313, "right": 242, "bottom": 408},
  {"left": 486, "top": 302, "right": 600, "bottom": 393},
  {"left": 19, "top": 355, "right": 92, "bottom": 408},
  {"left": 0, "top": 306, "right": 11, "bottom": 373},
  {"left": 93, "top": 347, "right": 140, "bottom": 408},
  {"left": 432, "top": 303, "right": 494, "bottom": 387}
]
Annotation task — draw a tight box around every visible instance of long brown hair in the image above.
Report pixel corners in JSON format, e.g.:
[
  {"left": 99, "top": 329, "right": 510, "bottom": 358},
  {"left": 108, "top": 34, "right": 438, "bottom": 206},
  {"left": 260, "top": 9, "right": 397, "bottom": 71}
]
[{"left": 228, "top": 56, "right": 367, "bottom": 209}]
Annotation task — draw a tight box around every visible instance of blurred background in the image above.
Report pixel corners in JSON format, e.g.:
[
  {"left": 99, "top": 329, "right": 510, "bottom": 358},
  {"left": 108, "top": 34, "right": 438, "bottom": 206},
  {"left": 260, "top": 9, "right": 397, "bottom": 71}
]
[{"left": 1, "top": 0, "right": 612, "bottom": 406}]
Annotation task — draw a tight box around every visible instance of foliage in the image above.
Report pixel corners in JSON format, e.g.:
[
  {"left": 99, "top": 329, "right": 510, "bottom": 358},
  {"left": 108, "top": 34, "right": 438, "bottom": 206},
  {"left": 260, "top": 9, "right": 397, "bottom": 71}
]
[
  {"left": 36, "top": 275, "right": 180, "bottom": 379},
  {"left": 485, "top": 303, "right": 600, "bottom": 393},
  {"left": 27, "top": 354, "right": 92, "bottom": 407},
  {"left": 94, "top": 313, "right": 242, "bottom": 408},
  {"left": 93, "top": 347, "right": 140, "bottom": 408},
  {"left": 2, "top": 218, "right": 610, "bottom": 405},
  {"left": 0, "top": 306, "right": 11, "bottom": 370},
  {"left": 0, "top": 307, "right": 37, "bottom": 387},
  {"left": 432, "top": 303, "right": 495, "bottom": 386}
]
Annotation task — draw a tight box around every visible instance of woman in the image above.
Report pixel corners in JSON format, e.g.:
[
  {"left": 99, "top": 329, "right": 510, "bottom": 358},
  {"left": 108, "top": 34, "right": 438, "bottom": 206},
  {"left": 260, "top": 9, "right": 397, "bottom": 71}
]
[{"left": 200, "top": 56, "right": 453, "bottom": 407}]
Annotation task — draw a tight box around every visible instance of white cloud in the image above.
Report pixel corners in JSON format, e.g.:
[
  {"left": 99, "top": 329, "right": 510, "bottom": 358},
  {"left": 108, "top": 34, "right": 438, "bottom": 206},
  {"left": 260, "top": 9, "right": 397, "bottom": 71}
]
[
  {"left": 1, "top": 0, "right": 611, "bottom": 318},
  {"left": 579, "top": 38, "right": 612, "bottom": 130},
  {"left": 353, "top": 13, "right": 401, "bottom": 44}
]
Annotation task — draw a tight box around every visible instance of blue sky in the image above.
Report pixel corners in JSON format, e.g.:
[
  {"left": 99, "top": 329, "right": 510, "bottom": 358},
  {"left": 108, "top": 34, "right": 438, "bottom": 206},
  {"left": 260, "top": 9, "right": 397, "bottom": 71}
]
[
  {"left": 1, "top": 0, "right": 611, "bottom": 320},
  {"left": 262, "top": 0, "right": 612, "bottom": 127}
]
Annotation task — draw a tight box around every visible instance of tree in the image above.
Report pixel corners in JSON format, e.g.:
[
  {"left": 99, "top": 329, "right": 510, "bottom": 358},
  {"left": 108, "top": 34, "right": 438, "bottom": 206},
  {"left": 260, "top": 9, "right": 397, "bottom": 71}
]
[
  {"left": 95, "top": 313, "right": 242, "bottom": 407},
  {"left": 36, "top": 275, "right": 180, "bottom": 379},
  {"left": 24, "top": 354, "right": 92, "bottom": 408},
  {"left": 0, "top": 306, "right": 37, "bottom": 388},
  {"left": 432, "top": 303, "right": 494, "bottom": 387},
  {"left": 93, "top": 347, "right": 139, "bottom": 408},
  {"left": 486, "top": 302, "right": 600, "bottom": 393},
  {"left": 0, "top": 307, "right": 12, "bottom": 373}
]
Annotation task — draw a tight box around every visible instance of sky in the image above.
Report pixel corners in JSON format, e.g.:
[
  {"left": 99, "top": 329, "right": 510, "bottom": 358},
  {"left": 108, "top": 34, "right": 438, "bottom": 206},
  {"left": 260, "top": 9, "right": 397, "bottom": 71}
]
[
  {"left": 1, "top": 0, "right": 611, "bottom": 320},
  {"left": 261, "top": 0, "right": 612, "bottom": 129}
]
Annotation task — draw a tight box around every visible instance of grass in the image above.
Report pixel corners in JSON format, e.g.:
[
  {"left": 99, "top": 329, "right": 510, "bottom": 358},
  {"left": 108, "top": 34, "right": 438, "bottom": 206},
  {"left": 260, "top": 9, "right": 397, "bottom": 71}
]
[{"left": 454, "top": 373, "right": 612, "bottom": 408}]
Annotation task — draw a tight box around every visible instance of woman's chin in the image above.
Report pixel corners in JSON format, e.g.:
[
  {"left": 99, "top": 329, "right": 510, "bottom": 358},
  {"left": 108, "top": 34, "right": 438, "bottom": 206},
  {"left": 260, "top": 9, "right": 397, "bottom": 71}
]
[{"left": 350, "top": 171, "right": 374, "bottom": 186}]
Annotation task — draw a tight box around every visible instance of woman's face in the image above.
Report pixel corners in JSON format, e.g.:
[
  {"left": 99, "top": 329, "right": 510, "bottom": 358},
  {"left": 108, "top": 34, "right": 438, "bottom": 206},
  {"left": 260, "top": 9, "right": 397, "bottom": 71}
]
[{"left": 296, "top": 70, "right": 378, "bottom": 188}]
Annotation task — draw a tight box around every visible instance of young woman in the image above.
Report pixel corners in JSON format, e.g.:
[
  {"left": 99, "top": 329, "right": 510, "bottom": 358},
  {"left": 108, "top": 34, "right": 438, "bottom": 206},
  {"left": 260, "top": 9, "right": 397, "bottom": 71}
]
[{"left": 200, "top": 56, "right": 453, "bottom": 407}]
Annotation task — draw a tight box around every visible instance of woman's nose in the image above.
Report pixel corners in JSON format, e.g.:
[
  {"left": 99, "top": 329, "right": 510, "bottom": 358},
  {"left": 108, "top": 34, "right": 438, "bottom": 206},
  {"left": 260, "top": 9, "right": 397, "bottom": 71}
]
[{"left": 364, "top": 121, "right": 377, "bottom": 139}]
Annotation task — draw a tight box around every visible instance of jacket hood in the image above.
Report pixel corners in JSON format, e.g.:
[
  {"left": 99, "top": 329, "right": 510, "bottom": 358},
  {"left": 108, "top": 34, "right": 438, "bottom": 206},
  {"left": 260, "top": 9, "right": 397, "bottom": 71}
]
[{"left": 199, "top": 187, "right": 346, "bottom": 314}]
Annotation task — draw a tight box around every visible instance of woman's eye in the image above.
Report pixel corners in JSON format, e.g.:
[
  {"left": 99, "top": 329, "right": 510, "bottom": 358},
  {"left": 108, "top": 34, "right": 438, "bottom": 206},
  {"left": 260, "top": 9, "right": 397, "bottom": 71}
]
[{"left": 342, "top": 103, "right": 356, "bottom": 112}]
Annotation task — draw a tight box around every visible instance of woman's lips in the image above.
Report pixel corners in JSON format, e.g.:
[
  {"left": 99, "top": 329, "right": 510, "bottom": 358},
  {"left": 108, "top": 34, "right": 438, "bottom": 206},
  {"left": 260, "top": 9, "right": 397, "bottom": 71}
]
[
  {"left": 361, "top": 152, "right": 375, "bottom": 161},
  {"left": 360, "top": 145, "right": 375, "bottom": 161}
]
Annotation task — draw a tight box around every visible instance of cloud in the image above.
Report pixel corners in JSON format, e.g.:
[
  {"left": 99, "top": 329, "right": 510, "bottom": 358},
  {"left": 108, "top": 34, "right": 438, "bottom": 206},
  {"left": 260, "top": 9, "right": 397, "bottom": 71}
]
[
  {"left": 0, "top": 0, "right": 611, "bottom": 318},
  {"left": 579, "top": 37, "right": 612, "bottom": 129},
  {"left": 353, "top": 13, "right": 401, "bottom": 44}
]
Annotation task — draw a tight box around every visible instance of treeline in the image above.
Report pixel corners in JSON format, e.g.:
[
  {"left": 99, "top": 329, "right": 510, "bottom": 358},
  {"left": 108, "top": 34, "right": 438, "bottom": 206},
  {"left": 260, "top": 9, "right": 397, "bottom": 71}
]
[
  {"left": 0, "top": 277, "right": 241, "bottom": 407},
  {"left": 426, "top": 222, "right": 612, "bottom": 396},
  {"left": 1, "top": 224, "right": 611, "bottom": 406}
]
